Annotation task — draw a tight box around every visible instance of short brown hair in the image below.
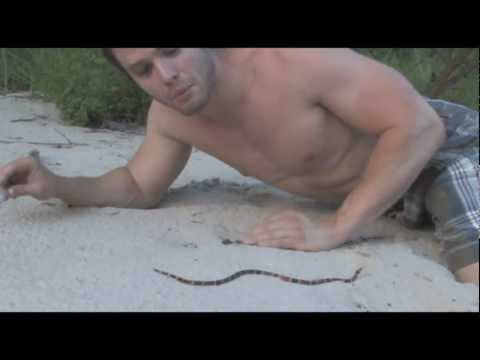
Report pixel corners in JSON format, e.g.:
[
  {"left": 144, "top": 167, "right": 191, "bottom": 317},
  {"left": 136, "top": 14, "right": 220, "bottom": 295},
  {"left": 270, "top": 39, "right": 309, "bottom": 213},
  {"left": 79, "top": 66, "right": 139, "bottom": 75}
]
[{"left": 101, "top": 48, "right": 128, "bottom": 74}]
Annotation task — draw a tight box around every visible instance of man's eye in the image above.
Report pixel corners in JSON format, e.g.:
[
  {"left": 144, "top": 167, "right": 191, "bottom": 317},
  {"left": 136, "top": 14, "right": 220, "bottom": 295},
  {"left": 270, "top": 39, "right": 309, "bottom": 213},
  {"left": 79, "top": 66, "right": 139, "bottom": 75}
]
[
  {"left": 137, "top": 64, "right": 152, "bottom": 77},
  {"left": 161, "top": 48, "right": 180, "bottom": 57}
]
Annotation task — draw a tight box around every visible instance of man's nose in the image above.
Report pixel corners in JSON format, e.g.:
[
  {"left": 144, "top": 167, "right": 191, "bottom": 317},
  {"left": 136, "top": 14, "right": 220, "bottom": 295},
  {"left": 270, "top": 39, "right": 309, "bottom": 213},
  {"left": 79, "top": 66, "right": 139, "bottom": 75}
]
[{"left": 154, "top": 59, "right": 178, "bottom": 85}]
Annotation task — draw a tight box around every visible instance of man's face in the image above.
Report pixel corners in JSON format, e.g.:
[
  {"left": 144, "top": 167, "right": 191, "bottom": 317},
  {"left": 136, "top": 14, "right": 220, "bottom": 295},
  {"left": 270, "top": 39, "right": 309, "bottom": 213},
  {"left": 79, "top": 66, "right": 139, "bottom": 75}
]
[{"left": 113, "top": 48, "right": 217, "bottom": 116}]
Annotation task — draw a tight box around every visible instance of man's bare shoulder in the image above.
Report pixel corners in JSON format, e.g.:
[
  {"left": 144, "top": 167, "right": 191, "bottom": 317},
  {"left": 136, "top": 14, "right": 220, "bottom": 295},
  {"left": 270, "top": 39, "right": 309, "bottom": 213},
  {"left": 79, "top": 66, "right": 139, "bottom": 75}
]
[
  {"left": 270, "top": 48, "right": 400, "bottom": 98},
  {"left": 270, "top": 48, "right": 362, "bottom": 67},
  {"left": 148, "top": 100, "right": 195, "bottom": 126},
  {"left": 147, "top": 100, "right": 201, "bottom": 139},
  {"left": 274, "top": 48, "right": 386, "bottom": 80}
]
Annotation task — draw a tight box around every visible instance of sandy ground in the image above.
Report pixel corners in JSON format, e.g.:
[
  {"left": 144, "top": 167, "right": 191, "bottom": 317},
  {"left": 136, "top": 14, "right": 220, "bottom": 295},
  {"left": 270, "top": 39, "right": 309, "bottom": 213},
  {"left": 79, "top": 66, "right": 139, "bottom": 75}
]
[{"left": 0, "top": 95, "right": 478, "bottom": 312}]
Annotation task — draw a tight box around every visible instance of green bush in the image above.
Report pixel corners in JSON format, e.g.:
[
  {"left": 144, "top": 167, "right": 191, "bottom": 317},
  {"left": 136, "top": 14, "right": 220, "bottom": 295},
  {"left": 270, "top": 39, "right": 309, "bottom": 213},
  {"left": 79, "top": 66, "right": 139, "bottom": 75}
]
[
  {"left": 1, "top": 48, "right": 150, "bottom": 126},
  {"left": 0, "top": 48, "right": 34, "bottom": 91},
  {"left": 0, "top": 48, "right": 478, "bottom": 127},
  {"left": 357, "top": 48, "right": 478, "bottom": 111}
]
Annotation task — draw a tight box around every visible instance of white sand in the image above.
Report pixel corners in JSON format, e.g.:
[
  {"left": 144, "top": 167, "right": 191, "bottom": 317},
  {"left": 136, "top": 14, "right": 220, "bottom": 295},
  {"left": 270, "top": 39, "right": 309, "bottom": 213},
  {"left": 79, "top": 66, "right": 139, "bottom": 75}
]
[{"left": 0, "top": 95, "right": 478, "bottom": 312}]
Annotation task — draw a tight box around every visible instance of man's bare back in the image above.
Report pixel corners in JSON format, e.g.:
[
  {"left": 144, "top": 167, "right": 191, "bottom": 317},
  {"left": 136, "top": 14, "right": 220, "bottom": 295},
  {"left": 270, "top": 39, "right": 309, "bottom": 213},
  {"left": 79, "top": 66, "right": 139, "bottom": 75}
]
[{"left": 156, "top": 49, "right": 377, "bottom": 204}]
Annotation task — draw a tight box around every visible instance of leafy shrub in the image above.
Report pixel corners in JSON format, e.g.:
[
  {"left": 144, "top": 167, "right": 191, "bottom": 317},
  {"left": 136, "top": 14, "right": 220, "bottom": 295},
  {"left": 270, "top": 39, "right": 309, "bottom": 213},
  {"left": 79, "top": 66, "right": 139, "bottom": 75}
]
[{"left": 1, "top": 48, "right": 477, "bottom": 127}]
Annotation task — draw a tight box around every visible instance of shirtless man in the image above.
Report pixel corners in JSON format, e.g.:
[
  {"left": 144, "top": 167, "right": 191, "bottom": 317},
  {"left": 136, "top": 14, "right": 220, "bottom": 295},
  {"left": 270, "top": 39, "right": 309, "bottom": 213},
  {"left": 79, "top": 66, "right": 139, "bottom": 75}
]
[{"left": 1, "top": 48, "right": 478, "bottom": 284}]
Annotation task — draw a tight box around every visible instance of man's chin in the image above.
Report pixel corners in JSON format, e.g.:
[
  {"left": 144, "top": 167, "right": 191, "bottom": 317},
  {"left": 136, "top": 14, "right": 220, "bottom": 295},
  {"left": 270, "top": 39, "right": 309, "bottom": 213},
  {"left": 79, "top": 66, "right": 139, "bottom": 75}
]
[
  {"left": 153, "top": 95, "right": 207, "bottom": 117},
  {"left": 177, "top": 99, "right": 208, "bottom": 117},
  {"left": 176, "top": 105, "right": 200, "bottom": 117}
]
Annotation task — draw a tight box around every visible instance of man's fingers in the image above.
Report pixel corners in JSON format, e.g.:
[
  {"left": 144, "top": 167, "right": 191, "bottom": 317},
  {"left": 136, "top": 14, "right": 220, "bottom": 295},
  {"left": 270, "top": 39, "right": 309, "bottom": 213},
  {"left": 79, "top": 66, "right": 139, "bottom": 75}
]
[
  {"left": 266, "top": 211, "right": 303, "bottom": 223},
  {"left": 241, "top": 235, "right": 257, "bottom": 245},
  {"left": 258, "top": 238, "right": 317, "bottom": 252},
  {"left": 0, "top": 157, "right": 33, "bottom": 187},
  {"left": 8, "top": 184, "right": 37, "bottom": 199},
  {"left": 0, "top": 164, "right": 16, "bottom": 187},
  {"left": 245, "top": 229, "right": 304, "bottom": 248},
  {"left": 258, "top": 236, "right": 304, "bottom": 249},
  {"left": 256, "top": 228, "right": 303, "bottom": 241},
  {"left": 253, "top": 221, "right": 302, "bottom": 235},
  {"left": 242, "top": 232, "right": 315, "bottom": 251}
]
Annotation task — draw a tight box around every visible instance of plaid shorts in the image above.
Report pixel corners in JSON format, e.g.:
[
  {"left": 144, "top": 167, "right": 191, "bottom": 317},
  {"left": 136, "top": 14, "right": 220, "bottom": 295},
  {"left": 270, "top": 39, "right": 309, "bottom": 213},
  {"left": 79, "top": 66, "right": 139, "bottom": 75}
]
[{"left": 401, "top": 98, "right": 479, "bottom": 272}]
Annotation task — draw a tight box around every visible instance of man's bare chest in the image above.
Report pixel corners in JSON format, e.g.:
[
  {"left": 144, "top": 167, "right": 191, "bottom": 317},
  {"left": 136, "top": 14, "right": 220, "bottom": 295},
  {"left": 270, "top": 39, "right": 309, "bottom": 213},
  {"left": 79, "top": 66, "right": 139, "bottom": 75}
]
[{"left": 165, "top": 102, "right": 359, "bottom": 185}]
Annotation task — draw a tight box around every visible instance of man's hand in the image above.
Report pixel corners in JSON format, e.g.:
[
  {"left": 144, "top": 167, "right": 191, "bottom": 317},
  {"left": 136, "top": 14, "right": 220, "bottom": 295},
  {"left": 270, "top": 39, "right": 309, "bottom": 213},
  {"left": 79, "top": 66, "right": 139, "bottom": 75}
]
[
  {"left": 242, "top": 210, "right": 344, "bottom": 251},
  {"left": 0, "top": 153, "right": 57, "bottom": 201}
]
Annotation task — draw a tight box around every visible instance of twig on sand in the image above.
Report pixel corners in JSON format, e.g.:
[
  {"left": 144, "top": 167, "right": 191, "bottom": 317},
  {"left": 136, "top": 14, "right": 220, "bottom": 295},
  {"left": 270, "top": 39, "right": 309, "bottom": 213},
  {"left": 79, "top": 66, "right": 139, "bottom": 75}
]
[
  {"left": 54, "top": 128, "right": 73, "bottom": 146},
  {"left": 9, "top": 114, "right": 48, "bottom": 123},
  {"left": 0, "top": 139, "right": 88, "bottom": 148},
  {"left": 9, "top": 117, "right": 37, "bottom": 123},
  {"left": 28, "top": 149, "right": 40, "bottom": 159}
]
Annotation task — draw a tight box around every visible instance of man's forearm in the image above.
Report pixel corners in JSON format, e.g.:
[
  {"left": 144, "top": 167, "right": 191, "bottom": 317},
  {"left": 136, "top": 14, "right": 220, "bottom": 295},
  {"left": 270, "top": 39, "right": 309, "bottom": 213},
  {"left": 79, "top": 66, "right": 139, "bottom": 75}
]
[
  {"left": 332, "top": 121, "right": 446, "bottom": 243},
  {"left": 52, "top": 167, "right": 155, "bottom": 209}
]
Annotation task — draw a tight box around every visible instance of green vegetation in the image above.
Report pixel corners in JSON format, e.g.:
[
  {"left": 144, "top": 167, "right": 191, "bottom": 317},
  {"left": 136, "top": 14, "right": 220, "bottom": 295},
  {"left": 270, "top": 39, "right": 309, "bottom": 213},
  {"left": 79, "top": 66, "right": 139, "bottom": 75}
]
[
  {"left": 357, "top": 48, "right": 478, "bottom": 111},
  {"left": 0, "top": 48, "right": 478, "bottom": 127},
  {"left": 1, "top": 48, "right": 150, "bottom": 126}
]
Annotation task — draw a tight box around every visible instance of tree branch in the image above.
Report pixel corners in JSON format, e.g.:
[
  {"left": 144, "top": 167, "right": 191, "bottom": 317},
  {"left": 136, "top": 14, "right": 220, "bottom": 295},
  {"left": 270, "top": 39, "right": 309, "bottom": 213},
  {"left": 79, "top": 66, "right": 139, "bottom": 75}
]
[{"left": 429, "top": 48, "right": 476, "bottom": 98}]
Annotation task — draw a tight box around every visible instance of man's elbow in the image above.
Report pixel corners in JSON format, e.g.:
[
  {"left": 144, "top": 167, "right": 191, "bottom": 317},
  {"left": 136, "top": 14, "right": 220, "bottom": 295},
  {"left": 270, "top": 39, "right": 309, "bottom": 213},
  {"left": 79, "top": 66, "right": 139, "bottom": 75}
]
[
  {"left": 412, "top": 111, "right": 446, "bottom": 150},
  {"left": 122, "top": 168, "right": 163, "bottom": 210},
  {"left": 137, "top": 197, "right": 163, "bottom": 210},
  {"left": 125, "top": 191, "right": 162, "bottom": 210},
  {"left": 425, "top": 113, "right": 447, "bottom": 148},
  {"left": 124, "top": 184, "right": 164, "bottom": 210}
]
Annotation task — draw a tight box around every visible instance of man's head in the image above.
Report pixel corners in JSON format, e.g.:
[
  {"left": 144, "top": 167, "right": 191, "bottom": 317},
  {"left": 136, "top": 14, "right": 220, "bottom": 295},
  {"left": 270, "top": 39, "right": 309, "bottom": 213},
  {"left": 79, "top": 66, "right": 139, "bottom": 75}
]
[{"left": 103, "top": 48, "right": 218, "bottom": 116}]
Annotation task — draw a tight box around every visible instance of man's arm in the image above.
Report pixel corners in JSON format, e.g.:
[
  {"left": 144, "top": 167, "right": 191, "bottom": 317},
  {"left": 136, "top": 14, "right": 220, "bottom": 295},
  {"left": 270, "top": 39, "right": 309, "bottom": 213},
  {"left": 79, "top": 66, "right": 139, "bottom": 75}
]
[
  {"left": 55, "top": 100, "right": 192, "bottom": 209},
  {"left": 299, "top": 49, "right": 446, "bottom": 244},
  {"left": 3, "top": 100, "right": 191, "bottom": 209}
]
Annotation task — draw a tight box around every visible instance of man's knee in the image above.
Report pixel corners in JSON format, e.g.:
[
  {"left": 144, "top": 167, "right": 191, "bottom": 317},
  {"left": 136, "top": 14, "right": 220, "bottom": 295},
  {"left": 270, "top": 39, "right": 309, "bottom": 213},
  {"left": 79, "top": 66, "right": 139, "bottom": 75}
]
[
  {"left": 424, "top": 183, "right": 479, "bottom": 280},
  {"left": 444, "top": 237, "right": 479, "bottom": 278},
  {"left": 455, "top": 262, "right": 479, "bottom": 285}
]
